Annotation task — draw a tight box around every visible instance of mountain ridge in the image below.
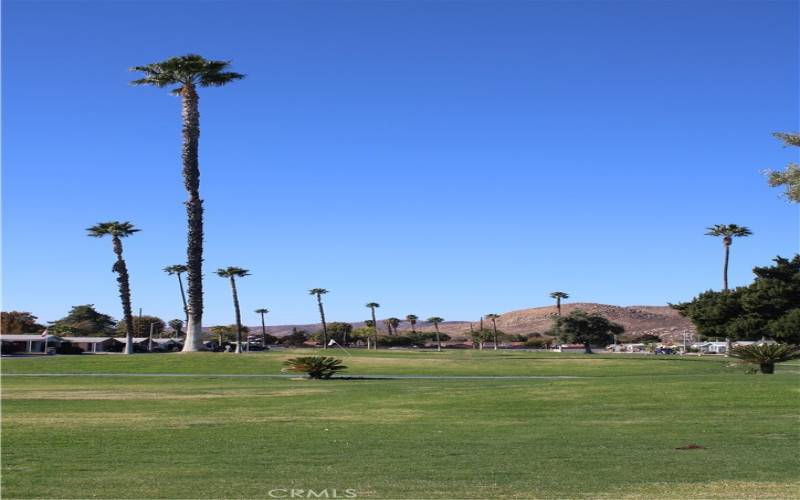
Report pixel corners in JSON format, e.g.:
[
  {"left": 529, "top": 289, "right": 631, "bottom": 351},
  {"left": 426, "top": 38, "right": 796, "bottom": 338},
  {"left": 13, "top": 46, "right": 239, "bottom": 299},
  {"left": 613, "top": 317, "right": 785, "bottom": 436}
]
[{"left": 225, "top": 303, "right": 696, "bottom": 343}]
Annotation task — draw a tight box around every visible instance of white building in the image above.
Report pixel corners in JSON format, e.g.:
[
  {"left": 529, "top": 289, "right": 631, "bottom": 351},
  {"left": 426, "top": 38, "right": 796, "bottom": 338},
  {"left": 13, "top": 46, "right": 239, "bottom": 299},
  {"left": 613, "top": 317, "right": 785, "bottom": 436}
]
[
  {"left": 1, "top": 334, "right": 63, "bottom": 353},
  {"left": 59, "top": 337, "right": 122, "bottom": 353}
]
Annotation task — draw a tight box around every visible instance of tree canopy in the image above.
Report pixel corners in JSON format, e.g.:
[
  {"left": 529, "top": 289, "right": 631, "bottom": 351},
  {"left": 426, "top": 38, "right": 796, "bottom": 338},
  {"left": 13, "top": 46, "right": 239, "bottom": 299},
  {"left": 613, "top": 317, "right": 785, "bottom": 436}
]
[
  {"left": 765, "top": 132, "right": 800, "bottom": 203},
  {"left": 1, "top": 311, "right": 45, "bottom": 333},
  {"left": 280, "top": 328, "right": 309, "bottom": 346},
  {"left": 315, "top": 322, "right": 352, "bottom": 344},
  {"left": 50, "top": 305, "right": 116, "bottom": 336},
  {"left": 116, "top": 315, "right": 166, "bottom": 338},
  {"left": 131, "top": 54, "right": 245, "bottom": 95},
  {"left": 548, "top": 310, "right": 624, "bottom": 353},
  {"left": 671, "top": 255, "right": 800, "bottom": 344}
]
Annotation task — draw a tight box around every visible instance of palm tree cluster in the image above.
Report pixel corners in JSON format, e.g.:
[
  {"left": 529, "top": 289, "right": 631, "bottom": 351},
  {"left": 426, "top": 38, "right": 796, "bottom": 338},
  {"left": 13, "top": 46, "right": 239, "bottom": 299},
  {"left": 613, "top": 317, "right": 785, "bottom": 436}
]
[
  {"left": 85, "top": 55, "right": 763, "bottom": 356},
  {"left": 87, "top": 55, "right": 247, "bottom": 355}
]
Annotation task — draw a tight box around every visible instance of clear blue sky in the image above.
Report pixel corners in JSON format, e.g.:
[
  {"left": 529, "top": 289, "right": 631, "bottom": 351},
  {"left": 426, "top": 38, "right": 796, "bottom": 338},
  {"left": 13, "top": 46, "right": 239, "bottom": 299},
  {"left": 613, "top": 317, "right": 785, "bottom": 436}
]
[{"left": 2, "top": 0, "right": 798, "bottom": 327}]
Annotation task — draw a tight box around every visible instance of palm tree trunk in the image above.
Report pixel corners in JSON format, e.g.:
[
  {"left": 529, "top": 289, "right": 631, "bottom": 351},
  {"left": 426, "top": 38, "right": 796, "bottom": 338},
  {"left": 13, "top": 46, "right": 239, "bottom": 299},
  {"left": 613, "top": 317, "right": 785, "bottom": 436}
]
[
  {"left": 492, "top": 321, "right": 498, "bottom": 350},
  {"left": 181, "top": 83, "right": 205, "bottom": 352},
  {"left": 317, "top": 295, "right": 328, "bottom": 349},
  {"left": 411, "top": 322, "right": 416, "bottom": 334},
  {"left": 556, "top": 297, "right": 562, "bottom": 316},
  {"left": 370, "top": 308, "right": 378, "bottom": 350},
  {"left": 112, "top": 236, "right": 135, "bottom": 355},
  {"left": 723, "top": 240, "right": 731, "bottom": 291},
  {"left": 230, "top": 276, "right": 243, "bottom": 354},
  {"left": 260, "top": 313, "right": 267, "bottom": 348},
  {"left": 177, "top": 273, "right": 189, "bottom": 326},
  {"left": 435, "top": 324, "right": 441, "bottom": 351}
]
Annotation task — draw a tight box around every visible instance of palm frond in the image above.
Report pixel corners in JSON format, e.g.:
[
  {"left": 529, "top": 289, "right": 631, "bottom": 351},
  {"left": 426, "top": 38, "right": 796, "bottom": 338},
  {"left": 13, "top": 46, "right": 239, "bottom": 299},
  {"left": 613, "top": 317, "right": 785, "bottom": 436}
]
[
  {"left": 86, "top": 221, "right": 140, "bottom": 238},
  {"left": 216, "top": 266, "right": 251, "bottom": 278},
  {"left": 131, "top": 54, "right": 244, "bottom": 90}
]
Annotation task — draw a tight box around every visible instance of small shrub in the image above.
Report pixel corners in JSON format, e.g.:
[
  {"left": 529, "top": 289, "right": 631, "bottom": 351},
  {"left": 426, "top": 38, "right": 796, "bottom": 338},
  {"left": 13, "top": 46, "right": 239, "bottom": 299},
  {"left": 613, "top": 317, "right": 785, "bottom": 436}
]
[
  {"left": 525, "top": 337, "right": 549, "bottom": 348},
  {"left": 729, "top": 343, "right": 800, "bottom": 374},
  {"left": 282, "top": 356, "right": 347, "bottom": 379}
]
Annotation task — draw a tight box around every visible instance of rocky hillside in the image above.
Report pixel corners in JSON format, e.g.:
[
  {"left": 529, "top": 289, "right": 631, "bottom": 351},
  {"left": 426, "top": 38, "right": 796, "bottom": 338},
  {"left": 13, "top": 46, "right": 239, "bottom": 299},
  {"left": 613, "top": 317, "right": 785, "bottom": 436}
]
[{"left": 236, "top": 303, "right": 695, "bottom": 343}]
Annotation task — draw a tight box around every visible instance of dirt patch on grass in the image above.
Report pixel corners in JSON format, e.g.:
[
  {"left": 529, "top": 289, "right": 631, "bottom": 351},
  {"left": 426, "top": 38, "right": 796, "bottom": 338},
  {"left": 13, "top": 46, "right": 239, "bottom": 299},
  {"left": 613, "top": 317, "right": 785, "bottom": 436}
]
[
  {"left": 2, "top": 387, "right": 330, "bottom": 401},
  {"left": 591, "top": 480, "right": 800, "bottom": 499}
]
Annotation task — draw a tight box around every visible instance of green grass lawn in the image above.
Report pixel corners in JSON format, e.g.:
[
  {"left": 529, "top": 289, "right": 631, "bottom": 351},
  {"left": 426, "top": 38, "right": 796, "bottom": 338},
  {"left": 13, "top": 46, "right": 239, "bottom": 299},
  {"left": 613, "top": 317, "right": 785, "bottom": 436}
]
[{"left": 2, "top": 351, "right": 799, "bottom": 499}]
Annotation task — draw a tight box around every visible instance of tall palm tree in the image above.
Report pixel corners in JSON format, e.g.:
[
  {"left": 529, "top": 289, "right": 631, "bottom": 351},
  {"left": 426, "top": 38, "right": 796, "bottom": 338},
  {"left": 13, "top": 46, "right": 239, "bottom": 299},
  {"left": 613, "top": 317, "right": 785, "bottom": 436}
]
[
  {"left": 366, "top": 303, "right": 380, "bottom": 349},
  {"left": 131, "top": 55, "right": 244, "bottom": 352},
  {"left": 427, "top": 317, "right": 444, "bottom": 351},
  {"left": 405, "top": 314, "right": 418, "bottom": 334},
  {"left": 549, "top": 291, "right": 569, "bottom": 316},
  {"left": 216, "top": 267, "right": 250, "bottom": 353},
  {"left": 388, "top": 317, "right": 401, "bottom": 336},
  {"left": 705, "top": 224, "right": 753, "bottom": 291},
  {"left": 163, "top": 264, "right": 189, "bottom": 324},
  {"left": 87, "top": 221, "right": 140, "bottom": 355},
  {"left": 309, "top": 289, "right": 329, "bottom": 349},
  {"left": 485, "top": 313, "right": 500, "bottom": 350},
  {"left": 255, "top": 308, "right": 269, "bottom": 348}
]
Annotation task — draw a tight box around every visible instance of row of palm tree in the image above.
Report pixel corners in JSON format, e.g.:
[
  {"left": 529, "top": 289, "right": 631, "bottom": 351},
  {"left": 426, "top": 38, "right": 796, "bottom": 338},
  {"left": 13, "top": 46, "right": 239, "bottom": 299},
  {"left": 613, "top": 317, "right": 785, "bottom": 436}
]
[{"left": 89, "top": 54, "right": 756, "bottom": 353}]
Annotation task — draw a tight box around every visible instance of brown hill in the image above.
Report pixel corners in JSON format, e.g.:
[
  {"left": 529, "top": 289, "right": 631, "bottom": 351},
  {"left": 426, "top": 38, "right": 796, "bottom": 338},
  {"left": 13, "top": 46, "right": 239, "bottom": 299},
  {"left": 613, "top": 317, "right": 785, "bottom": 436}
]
[{"left": 234, "top": 303, "right": 695, "bottom": 343}]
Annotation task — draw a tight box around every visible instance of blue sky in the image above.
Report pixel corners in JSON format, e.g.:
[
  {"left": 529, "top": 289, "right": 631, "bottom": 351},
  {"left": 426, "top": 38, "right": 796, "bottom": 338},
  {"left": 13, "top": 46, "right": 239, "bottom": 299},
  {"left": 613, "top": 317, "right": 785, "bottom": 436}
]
[{"left": 2, "top": 0, "right": 798, "bottom": 327}]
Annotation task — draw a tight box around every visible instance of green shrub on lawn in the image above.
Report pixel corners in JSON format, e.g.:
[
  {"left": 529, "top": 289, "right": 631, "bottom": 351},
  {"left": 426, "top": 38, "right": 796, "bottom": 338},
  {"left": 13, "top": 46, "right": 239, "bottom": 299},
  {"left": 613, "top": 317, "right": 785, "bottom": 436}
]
[
  {"left": 282, "top": 356, "right": 347, "bottom": 379},
  {"left": 729, "top": 343, "right": 800, "bottom": 374}
]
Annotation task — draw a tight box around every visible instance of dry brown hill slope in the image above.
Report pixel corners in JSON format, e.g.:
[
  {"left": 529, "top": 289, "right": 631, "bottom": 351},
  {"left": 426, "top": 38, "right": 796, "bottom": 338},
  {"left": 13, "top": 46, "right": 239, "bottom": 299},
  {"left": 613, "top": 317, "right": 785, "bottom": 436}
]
[
  {"left": 239, "top": 303, "right": 695, "bottom": 343},
  {"left": 432, "top": 303, "right": 695, "bottom": 342}
]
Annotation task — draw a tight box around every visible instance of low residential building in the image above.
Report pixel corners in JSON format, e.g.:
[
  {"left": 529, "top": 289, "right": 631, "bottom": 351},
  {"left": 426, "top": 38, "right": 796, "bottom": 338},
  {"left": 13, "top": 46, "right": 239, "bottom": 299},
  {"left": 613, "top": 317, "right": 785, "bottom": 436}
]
[
  {"left": 553, "top": 343, "right": 596, "bottom": 353},
  {"left": 0, "top": 334, "right": 63, "bottom": 353},
  {"left": 691, "top": 339, "right": 775, "bottom": 354},
  {"left": 607, "top": 343, "right": 647, "bottom": 353},
  {"left": 59, "top": 337, "right": 123, "bottom": 353}
]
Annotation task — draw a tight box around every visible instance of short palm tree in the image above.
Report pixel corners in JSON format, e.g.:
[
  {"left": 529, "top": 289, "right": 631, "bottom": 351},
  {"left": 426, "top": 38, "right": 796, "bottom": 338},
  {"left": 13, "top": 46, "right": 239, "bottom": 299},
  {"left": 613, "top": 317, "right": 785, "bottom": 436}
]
[
  {"left": 729, "top": 343, "right": 800, "bottom": 374},
  {"left": 131, "top": 55, "right": 244, "bottom": 352},
  {"left": 163, "top": 264, "right": 189, "bottom": 324},
  {"left": 309, "top": 289, "right": 329, "bottom": 349},
  {"left": 549, "top": 291, "right": 569, "bottom": 316},
  {"left": 405, "top": 314, "right": 418, "bottom": 334},
  {"left": 705, "top": 224, "right": 753, "bottom": 291},
  {"left": 255, "top": 308, "right": 270, "bottom": 348},
  {"left": 388, "top": 317, "right": 401, "bottom": 335},
  {"left": 427, "top": 317, "right": 445, "bottom": 351},
  {"left": 216, "top": 267, "right": 250, "bottom": 353},
  {"left": 168, "top": 319, "right": 184, "bottom": 339},
  {"left": 87, "top": 221, "right": 140, "bottom": 355},
  {"left": 485, "top": 314, "right": 500, "bottom": 350},
  {"left": 210, "top": 325, "right": 233, "bottom": 345},
  {"left": 366, "top": 303, "right": 380, "bottom": 349}
]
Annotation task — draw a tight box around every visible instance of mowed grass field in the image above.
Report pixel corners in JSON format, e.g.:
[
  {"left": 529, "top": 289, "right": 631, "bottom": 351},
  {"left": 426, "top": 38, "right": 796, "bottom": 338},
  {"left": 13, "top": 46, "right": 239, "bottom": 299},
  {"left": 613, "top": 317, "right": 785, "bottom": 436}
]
[{"left": 2, "top": 350, "right": 799, "bottom": 499}]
